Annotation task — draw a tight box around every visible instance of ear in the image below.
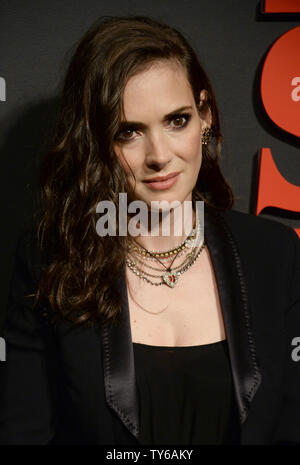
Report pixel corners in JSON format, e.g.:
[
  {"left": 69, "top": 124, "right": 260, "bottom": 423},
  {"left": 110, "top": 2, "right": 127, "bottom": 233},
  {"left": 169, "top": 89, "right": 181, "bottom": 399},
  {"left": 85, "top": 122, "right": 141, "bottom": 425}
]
[{"left": 198, "top": 89, "right": 213, "bottom": 129}]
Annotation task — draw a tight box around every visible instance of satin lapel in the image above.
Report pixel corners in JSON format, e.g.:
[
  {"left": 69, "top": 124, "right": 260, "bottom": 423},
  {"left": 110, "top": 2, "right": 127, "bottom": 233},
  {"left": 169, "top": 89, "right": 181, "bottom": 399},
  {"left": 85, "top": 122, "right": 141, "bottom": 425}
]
[
  {"left": 204, "top": 207, "right": 262, "bottom": 424},
  {"left": 100, "top": 263, "right": 140, "bottom": 440}
]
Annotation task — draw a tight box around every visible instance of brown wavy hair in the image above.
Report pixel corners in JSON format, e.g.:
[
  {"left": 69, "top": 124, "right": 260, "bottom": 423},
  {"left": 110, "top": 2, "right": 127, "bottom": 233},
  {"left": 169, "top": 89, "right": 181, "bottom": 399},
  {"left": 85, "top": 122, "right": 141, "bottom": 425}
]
[{"left": 32, "top": 15, "right": 234, "bottom": 329}]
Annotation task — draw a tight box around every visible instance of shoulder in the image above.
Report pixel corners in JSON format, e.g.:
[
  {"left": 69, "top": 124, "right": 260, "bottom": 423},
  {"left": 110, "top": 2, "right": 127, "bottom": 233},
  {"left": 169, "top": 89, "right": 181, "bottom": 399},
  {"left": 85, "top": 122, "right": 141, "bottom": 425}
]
[
  {"left": 220, "top": 208, "right": 294, "bottom": 236},
  {"left": 219, "top": 208, "right": 298, "bottom": 246},
  {"left": 12, "top": 225, "right": 51, "bottom": 286},
  {"left": 2, "top": 226, "right": 54, "bottom": 349},
  {"left": 217, "top": 208, "right": 299, "bottom": 270},
  {"left": 216, "top": 209, "right": 300, "bottom": 308}
]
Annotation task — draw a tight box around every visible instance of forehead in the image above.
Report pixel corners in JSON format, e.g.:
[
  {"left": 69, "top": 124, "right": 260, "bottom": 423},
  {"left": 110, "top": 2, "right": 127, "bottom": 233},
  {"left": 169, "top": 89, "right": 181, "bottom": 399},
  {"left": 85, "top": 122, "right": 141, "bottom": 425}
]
[{"left": 121, "top": 60, "right": 195, "bottom": 120}]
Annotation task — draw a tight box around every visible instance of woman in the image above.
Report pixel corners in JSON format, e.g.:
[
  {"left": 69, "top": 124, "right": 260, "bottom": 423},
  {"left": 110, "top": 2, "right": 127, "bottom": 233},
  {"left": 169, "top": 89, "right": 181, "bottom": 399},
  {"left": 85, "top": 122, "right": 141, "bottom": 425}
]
[{"left": 0, "top": 16, "right": 299, "bottom": 445}]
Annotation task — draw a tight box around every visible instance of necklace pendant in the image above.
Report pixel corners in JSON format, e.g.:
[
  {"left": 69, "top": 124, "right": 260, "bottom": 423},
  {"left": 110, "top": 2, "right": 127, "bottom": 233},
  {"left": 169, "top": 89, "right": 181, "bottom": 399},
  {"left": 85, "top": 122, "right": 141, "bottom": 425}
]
[{"left": 163, "top": 270, "right": 179, "bottom": 288}]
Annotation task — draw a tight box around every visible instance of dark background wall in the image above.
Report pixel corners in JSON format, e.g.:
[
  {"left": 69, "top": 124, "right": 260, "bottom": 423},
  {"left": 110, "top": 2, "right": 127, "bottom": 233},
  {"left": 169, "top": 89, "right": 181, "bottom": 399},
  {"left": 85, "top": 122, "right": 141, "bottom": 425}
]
[{"left": 1, "top": 0, "right": 300, "bottom": 326}]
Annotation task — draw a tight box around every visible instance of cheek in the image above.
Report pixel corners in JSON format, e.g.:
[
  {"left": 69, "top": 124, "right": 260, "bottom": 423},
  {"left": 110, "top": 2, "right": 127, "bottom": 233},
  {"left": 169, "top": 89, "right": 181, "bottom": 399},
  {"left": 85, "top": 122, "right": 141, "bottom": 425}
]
[
  {"left": 114, "top": 146, "right": 138, "bottom": 176},
  {"left": 180, "top": 129, "right": 202, "bottom": 162},
  {"left": 123, "top": 154, "right": 142, "bottom": 179}
]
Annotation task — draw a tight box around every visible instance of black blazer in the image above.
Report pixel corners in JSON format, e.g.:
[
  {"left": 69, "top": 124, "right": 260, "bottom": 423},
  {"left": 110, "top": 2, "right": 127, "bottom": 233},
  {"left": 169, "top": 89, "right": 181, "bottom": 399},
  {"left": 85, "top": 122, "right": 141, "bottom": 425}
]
[{"left": 0, "top": 207, "right": 300, "bottom": 445}]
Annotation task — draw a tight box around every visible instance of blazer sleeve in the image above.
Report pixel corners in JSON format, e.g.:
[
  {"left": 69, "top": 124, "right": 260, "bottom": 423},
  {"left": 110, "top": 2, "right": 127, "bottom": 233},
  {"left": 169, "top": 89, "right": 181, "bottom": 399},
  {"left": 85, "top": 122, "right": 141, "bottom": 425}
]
[
  {"left": 272, "top": 227, "right": 300, "bottom": 444},
  {"left": 0, "top": 229, "right": 57, "bottom": 444}
]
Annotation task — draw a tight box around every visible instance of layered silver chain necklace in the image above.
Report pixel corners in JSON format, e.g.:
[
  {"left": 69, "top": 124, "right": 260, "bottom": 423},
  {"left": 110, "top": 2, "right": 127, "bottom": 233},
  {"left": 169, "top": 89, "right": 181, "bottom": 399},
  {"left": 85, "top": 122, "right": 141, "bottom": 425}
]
[{"left": 126, "top": 215, "right": 206, "bottom": 288}]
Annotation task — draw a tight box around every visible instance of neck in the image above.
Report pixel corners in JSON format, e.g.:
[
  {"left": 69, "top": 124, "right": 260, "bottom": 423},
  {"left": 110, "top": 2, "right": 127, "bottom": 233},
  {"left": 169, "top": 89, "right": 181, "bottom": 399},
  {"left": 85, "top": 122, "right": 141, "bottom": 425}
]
[{"left": 129, "top": 203, "right": 196, "bottom": 252}]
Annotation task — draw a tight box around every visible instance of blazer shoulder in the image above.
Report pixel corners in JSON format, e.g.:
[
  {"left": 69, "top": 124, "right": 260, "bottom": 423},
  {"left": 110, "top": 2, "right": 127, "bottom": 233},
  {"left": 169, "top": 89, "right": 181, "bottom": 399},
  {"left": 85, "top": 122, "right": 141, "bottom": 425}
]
[
  {"left": 13, "top": 225, "right": 51, "bottom": 285},
  {"left": 217, "top": 208, "right": 299, "bottom": 268},
  {"left": 220, "top": 208, "right": 298, "bottom": 242}
]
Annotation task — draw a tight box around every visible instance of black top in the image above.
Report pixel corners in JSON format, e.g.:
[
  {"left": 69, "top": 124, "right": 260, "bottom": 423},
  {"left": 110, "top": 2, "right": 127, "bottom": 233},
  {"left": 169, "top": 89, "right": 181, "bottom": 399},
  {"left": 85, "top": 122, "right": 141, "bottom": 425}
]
[{"left": 133, "top": 339, "right": 241, "bottom": 445}]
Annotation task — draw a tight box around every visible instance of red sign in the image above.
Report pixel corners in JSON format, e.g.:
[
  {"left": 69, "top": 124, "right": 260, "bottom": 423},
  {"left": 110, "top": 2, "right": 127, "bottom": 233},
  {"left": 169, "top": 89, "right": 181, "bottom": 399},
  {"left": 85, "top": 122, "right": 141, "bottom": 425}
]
[
  {"left": 264, "top": 0, "right": 300, "bottom": 13},
  {"left": 257, "top": 2, "right": 300, "bottom": 237}
]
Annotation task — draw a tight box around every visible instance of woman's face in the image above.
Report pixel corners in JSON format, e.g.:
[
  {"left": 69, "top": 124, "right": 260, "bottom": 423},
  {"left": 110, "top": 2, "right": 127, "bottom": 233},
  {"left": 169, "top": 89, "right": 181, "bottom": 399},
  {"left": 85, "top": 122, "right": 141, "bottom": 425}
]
[{"left": 113, "top": 60, "right": 211, "bottom": 209}]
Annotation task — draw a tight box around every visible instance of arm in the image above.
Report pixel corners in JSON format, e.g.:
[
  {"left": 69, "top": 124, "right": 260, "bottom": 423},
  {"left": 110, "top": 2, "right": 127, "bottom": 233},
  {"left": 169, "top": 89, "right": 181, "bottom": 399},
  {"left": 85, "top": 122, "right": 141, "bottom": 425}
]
[
  {"left": 272, "top": 227, "right": 300, "bottom": 444},
  {"left": 0, "top": 229, "right": 57, "bottom": 444}
]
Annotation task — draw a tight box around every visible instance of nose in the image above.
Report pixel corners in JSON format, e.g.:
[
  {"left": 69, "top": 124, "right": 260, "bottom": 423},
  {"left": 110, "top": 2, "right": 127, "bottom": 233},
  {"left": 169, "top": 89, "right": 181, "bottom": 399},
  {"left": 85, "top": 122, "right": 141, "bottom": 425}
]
[{"left": 144, "top": 131, "right": 173, "bottom": 169}]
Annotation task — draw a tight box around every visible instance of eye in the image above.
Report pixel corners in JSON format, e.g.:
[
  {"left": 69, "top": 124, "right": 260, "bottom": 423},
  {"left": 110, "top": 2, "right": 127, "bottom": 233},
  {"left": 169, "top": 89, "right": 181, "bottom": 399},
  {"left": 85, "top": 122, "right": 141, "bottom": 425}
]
[
  {"left": 115, "top": 128, "right": 137, "bottom": 142},
  {"left": 169, "top": 113, "right": 191, "bottom": 129}
]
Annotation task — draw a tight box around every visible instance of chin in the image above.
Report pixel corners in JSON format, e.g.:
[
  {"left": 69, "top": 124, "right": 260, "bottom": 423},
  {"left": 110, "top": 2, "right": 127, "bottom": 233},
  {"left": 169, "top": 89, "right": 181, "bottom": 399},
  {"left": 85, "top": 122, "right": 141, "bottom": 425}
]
[{"left": 144, "top": 193, "right": 190, "bottom": 209}]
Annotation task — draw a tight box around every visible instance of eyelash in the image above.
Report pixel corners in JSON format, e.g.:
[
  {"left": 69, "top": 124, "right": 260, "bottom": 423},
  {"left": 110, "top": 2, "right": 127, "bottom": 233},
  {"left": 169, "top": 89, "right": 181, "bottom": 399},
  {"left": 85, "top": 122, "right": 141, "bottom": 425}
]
[{"left": 115, "top": 113, "right": 192, "bottom": 143}]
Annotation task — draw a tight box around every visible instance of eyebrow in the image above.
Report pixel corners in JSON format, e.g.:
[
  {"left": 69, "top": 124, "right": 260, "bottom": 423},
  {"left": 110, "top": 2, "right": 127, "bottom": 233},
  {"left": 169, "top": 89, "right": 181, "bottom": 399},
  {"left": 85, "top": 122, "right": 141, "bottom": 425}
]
[{"left": 118, "top": 105, "right": 193, "bottom": 131}]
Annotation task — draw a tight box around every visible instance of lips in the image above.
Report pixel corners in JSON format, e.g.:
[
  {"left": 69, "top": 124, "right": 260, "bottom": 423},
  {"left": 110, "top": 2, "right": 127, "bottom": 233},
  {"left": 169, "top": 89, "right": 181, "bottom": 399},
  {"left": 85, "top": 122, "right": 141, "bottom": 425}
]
[
  {"left": 143, "top": 172, "right": 180, "bottom": 191},
  {"left": 143, "top": 172, "right": 180, "bottom": 183}
]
